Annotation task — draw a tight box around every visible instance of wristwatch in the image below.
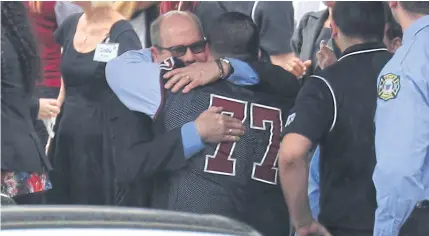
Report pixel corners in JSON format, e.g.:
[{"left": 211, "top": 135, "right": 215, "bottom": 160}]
[
  {"left": 215, "top": 58, "right": 232, "bottom": 79},
  {"left": 220, "top": 58, "right": 231, "bottom": 67}
]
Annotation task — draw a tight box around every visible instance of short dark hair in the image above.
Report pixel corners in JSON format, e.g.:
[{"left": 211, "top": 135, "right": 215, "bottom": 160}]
[
  {"left": 400, "top": 1, "right": 429, "bottom": 15},
  {"left": 206, "top": 12, "right": 259, "bottom": 62},
  {"left": 384, "top": 3, "right": 403, "bottom": 41},
  {"left": 332, "top": 2, "right": 385, "bottom": 42}
]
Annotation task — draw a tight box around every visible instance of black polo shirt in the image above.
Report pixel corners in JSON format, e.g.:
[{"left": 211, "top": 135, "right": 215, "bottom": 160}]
[{"left": 283, "top": 42, "right": 392, "bottom": 233}]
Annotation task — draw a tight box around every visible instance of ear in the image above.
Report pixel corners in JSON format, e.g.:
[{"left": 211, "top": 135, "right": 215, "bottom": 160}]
[
  {"left": 151, "top": 46, "right": 160, "bottom": 63},
  {"left": 324, "top": 1, "right": 335, "bottom": 8},
  {"left": 206, "top": 48, "right": 215, "bottom": 61},
  {"left": 202, "top": 43, "right": 210, "bottom": 61},
  {"left": 204, "top": 42, "right": 210, "bottom": 55},
  {"left": 390, "top": 37, "right": 402, "bottom": 53},
  {"left": 389, "top": 1, "right": 399, "bottom": 9},
  {"left": 330, "top": 20, "right": 339, "bottom": 39}
]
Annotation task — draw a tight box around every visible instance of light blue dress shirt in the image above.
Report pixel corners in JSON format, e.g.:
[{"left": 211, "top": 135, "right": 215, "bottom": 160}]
[
  {"left": 105, "top": 48, "right": 259, "bottom": 159},
  {"left": 373, "top": 15, "right": 429, "bottom": 236},
  {"left": 308, "top": 146, "right": 320, "bottom": 220}
]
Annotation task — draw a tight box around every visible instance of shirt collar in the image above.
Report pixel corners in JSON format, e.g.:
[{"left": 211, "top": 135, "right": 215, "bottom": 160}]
[
  {"left": 403, "top": 15, "right": 429, "bottom": 44},
  {"left": 338, "top": 42, "right": 388, "bottom": 61}
]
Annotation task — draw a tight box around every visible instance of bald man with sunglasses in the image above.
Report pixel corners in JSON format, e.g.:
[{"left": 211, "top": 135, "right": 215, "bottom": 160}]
[{"left": 148, "top": 11, "right": 261, "bottom": 92}]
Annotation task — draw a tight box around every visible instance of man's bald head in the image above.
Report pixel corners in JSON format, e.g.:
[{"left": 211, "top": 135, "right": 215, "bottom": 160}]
[
  {"left": 150, "top": 11, "right": 207, "bottom": 65},
  {"left": 150, "top": 11, "right": 204, "bottom": 47}
]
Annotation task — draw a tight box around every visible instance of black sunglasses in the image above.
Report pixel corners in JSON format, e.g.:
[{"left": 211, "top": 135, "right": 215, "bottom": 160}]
[{"left": 155, "top": 40, "right": 206, "bottom": 57}]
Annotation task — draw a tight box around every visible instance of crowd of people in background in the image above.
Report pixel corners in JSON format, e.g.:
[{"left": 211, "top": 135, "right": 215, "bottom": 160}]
[{"left": 1, "top": 1, "right": 428, "bottom": 236}]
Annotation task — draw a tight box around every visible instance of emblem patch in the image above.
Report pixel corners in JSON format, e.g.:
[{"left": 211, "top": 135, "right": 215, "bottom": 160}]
[
  {"left": 285, "top": 113, "right": 296, "bottom": 127},
  {"left": 378, "top": 73, "right": 400, "bottom": 101},
  {"left": 160, "top": 57, "right": 175, "bottom": 71}
]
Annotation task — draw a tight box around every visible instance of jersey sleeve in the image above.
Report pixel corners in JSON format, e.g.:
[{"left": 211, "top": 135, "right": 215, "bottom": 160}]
[{"left": 283, "top": 76, "right": 335, "bottom": 143}]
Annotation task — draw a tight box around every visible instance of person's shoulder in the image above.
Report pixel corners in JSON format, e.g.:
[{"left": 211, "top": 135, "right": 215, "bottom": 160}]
[
  {"left": 307, "top": 72, "right": 332, "bottom": 90},
  {"left": 110, "top": 19, "right": 135, "bottom": 36},
  {"left": 258, "top": 1, "right": 293, "bottom": 10},
  {"left": 302, "top": 10, "right": 325, "bottom": 22},
  {"left": 295, "top": 10, "right": 325, "bottom": 31},
  {"left": 109, "top": 18, "right": 142, "bottom": 49},
  {"left": 255, "top": 1, "right": 293, "bottom": 22},
  {"left": 404, "top": 31, "right": 429, "bottom": 61},
  {"left": 414, "top": 31, "right": 429, "bottom": 49},
  {"left": 311, "top": 62, "right": 339, "bottom": 81},
  {"left": 397, "top": 31, "right": 429, "bottom": 77},
  {"left": 54, "top": 12, "right": 81, "bottom": 44},
  {"left": 309, "top": 63, "right": 348, "bottom": 95},
  {"left": 1, "top": 36, "right": 22, "bottom": 86},
  {"left": 311, "top": 9, "right": 327, "bottom": 18},
  {"left": 59, "top": 12, "right": 82, "bottom": 28}
]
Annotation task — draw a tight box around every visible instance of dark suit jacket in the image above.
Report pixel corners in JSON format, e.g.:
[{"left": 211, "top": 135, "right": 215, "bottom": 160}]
[
  {"left": 108, "top": 95, "right": 186, "bottom": 186},
  {"left": 1, "top": 35, "right": 52, "bottom": 173},
  {"left": 291, "top": 10, "right": 341, "bottom": 76}
]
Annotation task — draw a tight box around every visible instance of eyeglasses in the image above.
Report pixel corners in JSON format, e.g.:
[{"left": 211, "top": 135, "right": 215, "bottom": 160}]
[{"left": 155, "top": 40, "right": 206, "bottom": 57}]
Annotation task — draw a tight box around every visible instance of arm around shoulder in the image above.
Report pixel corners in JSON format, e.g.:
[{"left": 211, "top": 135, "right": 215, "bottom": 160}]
[{"left": 105, "top": 49, "right": 162, "bottom": 118}]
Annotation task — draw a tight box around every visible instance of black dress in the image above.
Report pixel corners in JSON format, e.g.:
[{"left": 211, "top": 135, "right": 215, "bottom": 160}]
[{"left": 48, "top": 13, "right": 142, "bottom": 205}]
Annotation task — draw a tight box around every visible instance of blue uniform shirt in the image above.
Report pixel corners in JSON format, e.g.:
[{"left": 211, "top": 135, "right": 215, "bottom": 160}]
[
  {"left": 373, "top": 15, "right": 429, "bottom": 236},
  {"left": 105, "top": 48, "right": 259, "bottom": 159}
]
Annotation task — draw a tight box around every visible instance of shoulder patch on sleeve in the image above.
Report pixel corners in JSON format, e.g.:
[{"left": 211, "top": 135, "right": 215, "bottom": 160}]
[{"left": 378, "top": 73, "right": 401, "bottom": 101}]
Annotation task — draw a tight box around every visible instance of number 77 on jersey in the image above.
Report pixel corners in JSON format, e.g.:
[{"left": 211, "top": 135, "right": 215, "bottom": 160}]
[{"left": 204, "top": 94, "right": 283, "bottom": 185}]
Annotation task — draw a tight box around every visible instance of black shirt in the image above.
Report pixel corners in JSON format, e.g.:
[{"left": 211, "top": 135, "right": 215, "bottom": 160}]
[{"left": 284, "top": 42, "right": 392, "bottom": 232}]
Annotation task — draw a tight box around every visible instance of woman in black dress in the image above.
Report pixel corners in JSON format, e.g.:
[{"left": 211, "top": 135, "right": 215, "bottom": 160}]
[
  {"left": 48, "top": 1, "right": 142, "bottom": 205},
  {"left": 1, "top": 1, "right": 53, "bottom": 204}
]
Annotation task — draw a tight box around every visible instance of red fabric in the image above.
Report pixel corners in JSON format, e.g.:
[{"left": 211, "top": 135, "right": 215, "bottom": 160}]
[
  {"left": 25, "top": 1, "right": 62, "bottom": 88},
  {"left": 159, "top": 1, "right": 199, "bottom": 14}
]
